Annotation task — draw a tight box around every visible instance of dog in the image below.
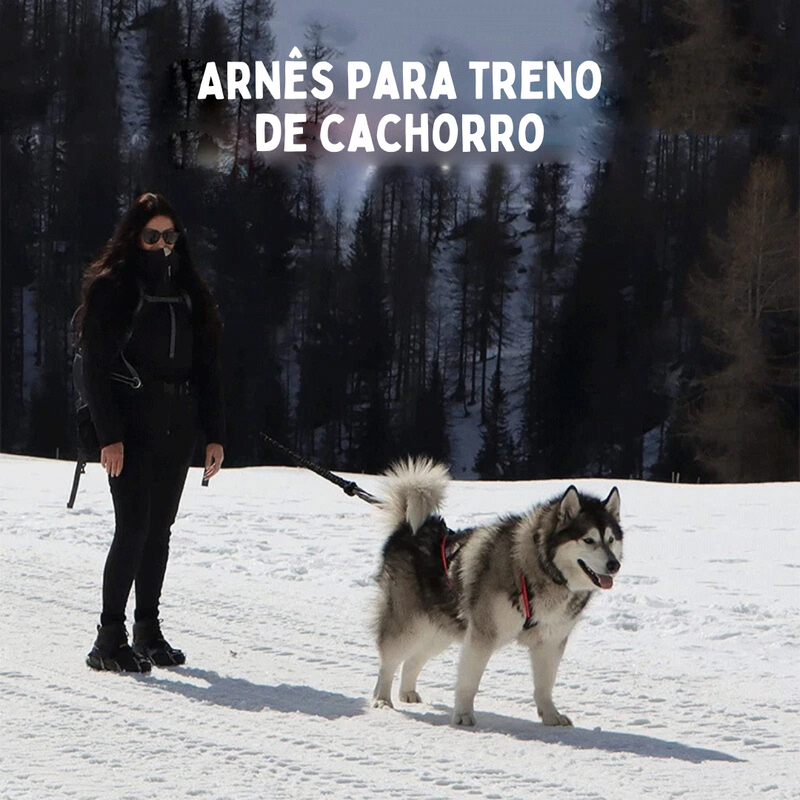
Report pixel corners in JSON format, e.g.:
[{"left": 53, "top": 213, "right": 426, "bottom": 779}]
[{"left": 371, "top": 457, "right": 623, "bottom": 727}]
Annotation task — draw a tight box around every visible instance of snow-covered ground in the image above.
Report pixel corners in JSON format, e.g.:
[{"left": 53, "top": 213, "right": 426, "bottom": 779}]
[{"left": 1, "top": 453, "right": 799, "bottom": 799}]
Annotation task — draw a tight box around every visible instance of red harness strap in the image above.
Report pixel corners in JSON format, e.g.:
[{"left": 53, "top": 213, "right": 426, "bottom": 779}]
[
  {"left": 520, "top": 573, "right": 537, "bottom": 629},
  {"left": 440, "top": 532, "right": 466, "bottom": 585},
  {"left": 440, "top": 534, "right": 449, "bottom": 581}
]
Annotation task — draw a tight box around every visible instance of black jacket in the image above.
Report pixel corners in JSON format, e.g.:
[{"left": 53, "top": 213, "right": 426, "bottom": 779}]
[{"left": 80, "top": 254, "right": 226, "bottom": 449}]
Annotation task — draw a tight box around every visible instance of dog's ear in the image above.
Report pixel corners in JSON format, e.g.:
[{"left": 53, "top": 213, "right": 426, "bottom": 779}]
[
  {"left": 560, "top": 485, "right": 581, "bottom": 523},
  {"left": 604, "top": 487, "right": 620, "bottom": 521}
]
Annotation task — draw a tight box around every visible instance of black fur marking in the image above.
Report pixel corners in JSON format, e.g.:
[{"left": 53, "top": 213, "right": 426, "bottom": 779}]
[
  {"left": 539, "top": 553, "right": 568, "bottom": 586},
  {"left": 567, "top": 592, "right": 592, "bottom": 618},
  {"left": 508, "top": 583, "right": 525, "bottom": 616},
  {"left": 443, "top": 527, "right": 473, "bottom": 571},
  {"left": 378, "top": 514, "right": 466, "bottom": 627}
]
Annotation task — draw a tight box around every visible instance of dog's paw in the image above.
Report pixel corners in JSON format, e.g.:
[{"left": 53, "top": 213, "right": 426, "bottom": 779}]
[
  {"left": 399, "top": 690, "right": 422, "bottom": 704},
  {"left": 372, "top": 697, "right": 394, "bottom": 710},
  {"left": 452, "top": 711, "right": 476, "bottom": 727},
  {"left": 538, "top": 708, "right": 572, "bottom": 726}
]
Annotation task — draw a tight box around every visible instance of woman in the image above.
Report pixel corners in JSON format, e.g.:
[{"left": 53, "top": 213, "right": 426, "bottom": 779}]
[{"left": 75, "top": 192, "right": 226, "bottom": 672}]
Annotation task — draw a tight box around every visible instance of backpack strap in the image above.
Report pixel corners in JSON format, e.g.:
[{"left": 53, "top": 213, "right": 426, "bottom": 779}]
[
  {"left": 121, "top": 283, "right": 146, "bottom": 348},
  {"left": 110, "top": 352, "right": 142, "bottom": 388},
  {"left": 75, "top": 281, "right": 193, "bottom": 396},
  {"left": 141, "top": 294, "right": 186, "bottom": 303}
]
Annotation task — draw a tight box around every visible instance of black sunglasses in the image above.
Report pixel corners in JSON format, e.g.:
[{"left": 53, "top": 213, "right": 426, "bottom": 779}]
[{"left": 142, "top": 227, "right": 180, "bottom": 245}]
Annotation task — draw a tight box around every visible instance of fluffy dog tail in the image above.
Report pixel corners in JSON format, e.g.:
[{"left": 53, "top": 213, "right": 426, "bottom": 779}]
[{"left": 381, "top": 457, "right": 450, "bottom": 533}]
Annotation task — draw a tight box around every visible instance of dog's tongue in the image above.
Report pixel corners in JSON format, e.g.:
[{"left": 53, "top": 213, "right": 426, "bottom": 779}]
[{"left": 598, "top": 575, "right": 614, "bottom": 590}]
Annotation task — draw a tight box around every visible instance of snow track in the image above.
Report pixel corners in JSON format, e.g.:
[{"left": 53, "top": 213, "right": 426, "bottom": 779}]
[{"left": 1, "top": 454, "right": 798, "bottom": 799}]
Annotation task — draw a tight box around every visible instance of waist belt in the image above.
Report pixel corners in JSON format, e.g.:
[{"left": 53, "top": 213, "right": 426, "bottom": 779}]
[
  {"left": 108, "top": 348, "right": 193, "bottom": 396},
  {"left": 110, "top": 367, "right": 193, "bottom": 396},
  {"left": 138, "top": 377, "right": 194, "bottom": 396},
  {"left": 154, "top": 378, "right": 193, "bottom": 396}
]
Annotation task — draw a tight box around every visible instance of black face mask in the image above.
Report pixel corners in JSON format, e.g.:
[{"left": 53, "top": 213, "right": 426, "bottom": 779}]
[{"left": 137, "top": 247, "right": 178, "bottom": 285}]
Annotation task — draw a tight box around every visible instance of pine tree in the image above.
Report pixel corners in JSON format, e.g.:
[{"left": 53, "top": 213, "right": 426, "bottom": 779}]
[
  {"left": 450, "top": 187, "right": 476, "bottom": 405},
  {"left": 685, "top": 156, "right": 799, "bottom": 480},
  {"left": 520, "top": 162, "right": 573, "bottom": 476},
  {"left": 538, "top": 162, "right": 638, "bottom": 478},
  {"left": 472, "top": 165, "right": 521, "bottom": 420},
  {"left": 228, "top": 0, "right": 275, "bottom": 181},
  {"left": 474, "top": 366, "right": 515, "bottom": 479},
  {"left": 407, "top": 359, "right": 449, "bottom": 462},
  {"left": 650, "top": 0, "right": 755, "bottom": 135},
  {"left": 344, "top": 197, "right": 392, "bottom": 469},
  {"left": 297, "top": 216, "right": 347, "bottom": 441},
  {"left": 300, "top": 21, "right": 342, "bottom": 161}
]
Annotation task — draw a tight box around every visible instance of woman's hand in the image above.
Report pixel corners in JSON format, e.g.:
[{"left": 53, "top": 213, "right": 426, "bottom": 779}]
[
  {"left": 204, "top": 443, "right": 224, "bottom": 481},
  {"left": 101, "top": 442, "right": 124, "bottom": 477}
]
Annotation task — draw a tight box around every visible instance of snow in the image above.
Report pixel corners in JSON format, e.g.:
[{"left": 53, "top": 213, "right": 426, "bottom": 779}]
[
  {"left": 115, "top": 26, "right": 150, "bottom": 149},
  {"left": 1, "top": 453, "right": 799, "bottom": 799}
]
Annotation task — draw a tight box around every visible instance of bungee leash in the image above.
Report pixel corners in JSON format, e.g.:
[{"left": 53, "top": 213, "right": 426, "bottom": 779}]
[{"left": 259, "top": 432, "right": 382, "bottom": 505}]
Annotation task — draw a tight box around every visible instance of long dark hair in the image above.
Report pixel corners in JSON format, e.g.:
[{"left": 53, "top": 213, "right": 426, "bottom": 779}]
[{"left": 74, "top": 192, "right": 222, "bottom": 346}]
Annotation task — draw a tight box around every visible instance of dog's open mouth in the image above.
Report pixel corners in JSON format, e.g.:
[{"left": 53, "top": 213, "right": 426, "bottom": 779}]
[{"left": 578, "top": 559, "right": 614, "bottom": 589}]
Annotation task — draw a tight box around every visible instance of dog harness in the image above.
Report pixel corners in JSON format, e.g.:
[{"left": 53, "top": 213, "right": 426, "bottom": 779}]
[
  {"left": 439, "top": 530, "right": 467, "bottom": 578},
  {"left": 439, "top": 529, "right": 538, "bottom": 630}
]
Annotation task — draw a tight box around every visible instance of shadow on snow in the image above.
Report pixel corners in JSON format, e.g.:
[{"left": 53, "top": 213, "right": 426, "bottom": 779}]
[
  {"left": 147, "top": 667, "right": 367, "bottom": 719},
  {"left": 145, "top": 669, "right": 744, "bottom": 763},
  {"left": 400, "top": 704, "right": 745, "bottom": 764}
]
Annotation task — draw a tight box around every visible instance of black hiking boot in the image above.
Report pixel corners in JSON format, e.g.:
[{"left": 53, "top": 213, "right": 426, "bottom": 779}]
[
  {"left": 86, "top": 623, "right": 151, "bottom": 673},
  {"left": 132, "top": 618, "right": 186, "bottom": 667}
]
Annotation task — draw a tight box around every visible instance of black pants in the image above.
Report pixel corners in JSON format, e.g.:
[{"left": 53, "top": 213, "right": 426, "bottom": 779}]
[{"left": 101, "top": 390, "right": 197, "bottom": 625}]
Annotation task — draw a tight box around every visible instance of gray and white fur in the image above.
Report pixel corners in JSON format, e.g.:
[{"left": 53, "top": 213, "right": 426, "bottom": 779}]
[{"left": 372, "top": 457, "right": 623, "bottom": 727}]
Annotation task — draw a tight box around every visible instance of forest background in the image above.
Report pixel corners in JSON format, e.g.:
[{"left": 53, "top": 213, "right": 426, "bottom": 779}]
[{"left": 0, "top": 0, "right": 797, "bottom": 481}]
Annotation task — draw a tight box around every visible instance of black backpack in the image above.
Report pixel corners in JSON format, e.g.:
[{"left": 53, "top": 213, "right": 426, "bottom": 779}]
[
  {"left": 73, "top": 354, "right": 100, "bottom": 457},
  {"left": 72, "top": 347, "right": 143, "bottom": 457}
]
